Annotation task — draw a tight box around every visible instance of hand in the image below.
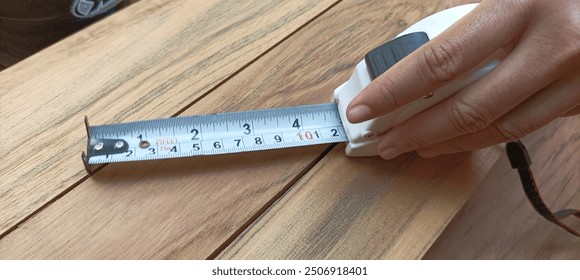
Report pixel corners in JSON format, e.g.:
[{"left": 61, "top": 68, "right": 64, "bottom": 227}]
[{"left": 346, "top": 0, "right": 580, "bottom": 160}]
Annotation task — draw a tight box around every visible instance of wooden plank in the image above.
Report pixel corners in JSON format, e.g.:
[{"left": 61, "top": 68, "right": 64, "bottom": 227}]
[
  {"left": 0, "top": 0, "right": 466, "bottom": 259},
  {"left": 0, "top": 0, "right": 337, "bottom": 237},
  {"left": 217, "top": 145, "right": 501, "bottom": 259},
  {"left": 424, "top": 117, "right": 580, "bottom": 259}
]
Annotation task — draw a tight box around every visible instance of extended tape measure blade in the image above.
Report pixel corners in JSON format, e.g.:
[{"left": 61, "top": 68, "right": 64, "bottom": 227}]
[{"left": 84, "top": 103, "right": 347, "bottom": 165}]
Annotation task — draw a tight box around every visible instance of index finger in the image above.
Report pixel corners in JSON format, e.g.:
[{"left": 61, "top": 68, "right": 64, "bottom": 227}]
[{"left": 346, "top": 0, "right": 530, "bottom": 123}]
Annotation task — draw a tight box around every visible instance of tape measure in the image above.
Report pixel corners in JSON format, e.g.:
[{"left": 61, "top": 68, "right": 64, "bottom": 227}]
[
  {"left": 83, "top": 4, "right": 499, "bottom": 172},
  {"left": 83, "top": 103, "right": 347, "bottom": 165}
]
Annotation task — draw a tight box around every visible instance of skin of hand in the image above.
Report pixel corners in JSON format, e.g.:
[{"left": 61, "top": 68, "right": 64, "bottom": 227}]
[{"left": 346, "top": 0, "right": 580, "bottom": 160}]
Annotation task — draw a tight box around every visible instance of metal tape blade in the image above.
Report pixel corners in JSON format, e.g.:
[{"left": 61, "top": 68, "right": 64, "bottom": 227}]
[{"left": 85, "top": 103, "right": 347, "bottom": 165}]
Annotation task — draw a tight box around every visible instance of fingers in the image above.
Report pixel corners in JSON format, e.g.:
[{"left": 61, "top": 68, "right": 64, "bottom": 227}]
[
  {"left": 374, "top": 17, "right": 576, "bottom": 160},
  {"left": 346, "top": 0, "right": 530, "bottom": 123},
  {"left": 417, "top": 72, "right": 580, "bottom": 157}
]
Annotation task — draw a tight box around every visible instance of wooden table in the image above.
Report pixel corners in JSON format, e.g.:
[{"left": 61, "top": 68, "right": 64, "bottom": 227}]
[{"left": 1, "top": 0, "right": 578, "bottom": 259}]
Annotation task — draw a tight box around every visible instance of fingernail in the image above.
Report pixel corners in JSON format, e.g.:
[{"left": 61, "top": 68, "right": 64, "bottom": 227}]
[
  {"left": 380, "top": 147, "right": 401, "bottom": 160},
  {"left": 347, "top": 105, "right": 371, "bottom": 123}
]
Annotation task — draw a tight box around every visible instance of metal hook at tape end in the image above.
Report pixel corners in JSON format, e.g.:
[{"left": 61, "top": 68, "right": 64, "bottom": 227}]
[{"left": 81, "top": 151, "right": 94, "bottom": 175}]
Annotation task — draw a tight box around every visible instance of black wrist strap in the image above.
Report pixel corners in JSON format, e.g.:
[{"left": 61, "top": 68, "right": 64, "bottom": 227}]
[{"left": 506, "top": 141, "right": 580, "bottom": 237}]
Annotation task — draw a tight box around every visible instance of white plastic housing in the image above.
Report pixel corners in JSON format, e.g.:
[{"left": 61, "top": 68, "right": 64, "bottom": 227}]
[{"left": 333, "top": 4, "right": 503, "bottom": 156}]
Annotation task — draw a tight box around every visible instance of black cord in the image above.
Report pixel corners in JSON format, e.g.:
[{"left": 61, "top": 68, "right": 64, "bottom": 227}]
[{"left": 506, "top": 141, "right": 580, "bottom": 237}]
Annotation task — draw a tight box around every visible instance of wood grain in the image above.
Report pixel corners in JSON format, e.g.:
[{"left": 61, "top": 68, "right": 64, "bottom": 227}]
[
  {"left": 0, "top": 0, "right": 480, "bottom": 259},
  {"left": 0, "top": 0, "right": 337, "bottom": 237},
  {"left": 0, "top": 0, "right": 348, "bottom": 259},
  {"left": 217, "top": 145, "right": 501, "bottom": 259},
  {"left": 424, "top": 117, "right": 580, "bottom": 259},
  {"left": 4, "top": 0, "right": 559, "bottom": 260}
]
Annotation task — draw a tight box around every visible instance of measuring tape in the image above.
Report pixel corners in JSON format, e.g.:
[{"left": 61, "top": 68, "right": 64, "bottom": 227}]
[
  {"left": 83, "top": 4, "right": 499, "bottom": 171},
  {"left": 84, "top": 103, "right": 347, "bottom": 165}
]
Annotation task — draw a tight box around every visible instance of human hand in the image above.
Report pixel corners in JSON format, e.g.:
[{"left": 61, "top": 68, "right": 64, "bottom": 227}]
[{"left": 346, "top": 0, "right": 580, "bottom": 160}]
